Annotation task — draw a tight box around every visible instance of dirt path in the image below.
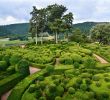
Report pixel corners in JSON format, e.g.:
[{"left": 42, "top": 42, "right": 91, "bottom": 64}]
[
  {"left": 55, "top": 58, "right": 60, "bottom": 65},
  {"left": 1, "top": 67, "right": 40, "bottom": 100},
  {"left": 93, "top": 54, "right": 109, "bottom": 64}
]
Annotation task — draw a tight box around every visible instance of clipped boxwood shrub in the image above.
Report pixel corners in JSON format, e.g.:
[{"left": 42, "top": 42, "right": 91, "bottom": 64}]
[
  {"left": 8, "top": 70, "right": 46, "bottom": 100},
  {"left": 71, "top": 54, "right": 82, "bottom": 63},
  {"left": 16, "top": 59, "right": 30, "bottom": 75},
  {"left": 0, "top": 61, "right": 8, "bottom": 71},
  {"left": 84, "top": 57, "right": 96, "bottom": 68},
  {"left": 2, "top": 55, "right": 10, "bottom": 66},
  {"left": 0, "top": 73, "right": 23, "bottom": 96},
  {"left": 74, "top": 62, "right": 80, "bottom": 68},
  {"left": 10, "top": 55, "right": 21, "bottom": 65},
  {"left": 68, "top": 87, "right": 75, "bottom": 94}
]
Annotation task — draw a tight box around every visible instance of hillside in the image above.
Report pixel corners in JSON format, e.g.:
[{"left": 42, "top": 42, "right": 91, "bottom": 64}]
[
  {"left": 0, "top": 22, "right": 105, "bottom": 37},
  {"left": 0, "top": 23, "right": 29, "bottom": 37}
]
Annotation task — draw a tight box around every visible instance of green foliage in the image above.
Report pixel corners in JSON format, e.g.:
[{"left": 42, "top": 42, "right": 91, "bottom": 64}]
[
  {"left": 8, "top": 70, "right": 46, "bottom": 100},
  {"left": 0, "top": 61, "right": 8, "bottom": 71},
  {"left": 0, "top": 73, "right": 23, "bottom": 96},
  {"left": 74, "top": 62, "right": 80, "bottom": 68},
  {"left": 84, "top": 57, "right": 96, "bottom": 68},
  {"left": 10, "top": 55, "right": 21, "bottom": 65},
  {"left": 16, "top": 59, "right": 30, "bottom": 75},
  {"left": 80, "top": 84, "right": 88, "bottom": 91},
  {"left": 91, "top": 23, "right": 110, "bottom": 44},
  {"left": 68, "top": 87, "right": 75, "bottom": 94},
  {"left": 46, "top": 65, "right": 54, "bottom": 73}
]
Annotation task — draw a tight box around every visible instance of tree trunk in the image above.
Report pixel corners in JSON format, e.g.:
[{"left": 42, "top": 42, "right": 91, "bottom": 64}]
[
  {"left": 67, "top": 33, "right": 69, "bottom": 42},
  {"left": 41, "top": 35, "right": 43, "bottom": 44},
  {"left": 55, "top": 32, "right": 58, "bottom": 44},
  {"left": 35, "top": 33, "right": 38, "bottom": 44}
]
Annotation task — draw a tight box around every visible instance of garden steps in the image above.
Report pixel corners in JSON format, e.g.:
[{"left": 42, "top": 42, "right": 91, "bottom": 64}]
[{"left": 93, "top": 54, "right": 109, "bottom": 64}]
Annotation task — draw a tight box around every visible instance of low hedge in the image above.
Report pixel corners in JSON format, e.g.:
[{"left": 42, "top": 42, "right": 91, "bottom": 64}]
[
  {"left": 0, "top": 73, "right": 24, "bottom": 96},
  {"left": 0, "top": 68, "right": 15, "bottom": 80},
  {"left": 0, "top": 61, "right": 8, "bottom": 71},
  {"left": 8, "top": 70, "right": 46, "bottom": 100}
]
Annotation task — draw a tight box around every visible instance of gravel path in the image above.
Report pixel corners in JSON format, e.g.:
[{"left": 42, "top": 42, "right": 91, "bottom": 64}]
[
  {"left": 1, "top": 67, "right": 40, "bottom": 100},
  {"left": 93, "top": 54, "right": 108, "bottom": 64}
]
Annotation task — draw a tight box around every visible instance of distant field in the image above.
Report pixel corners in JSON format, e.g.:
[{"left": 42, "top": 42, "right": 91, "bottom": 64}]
[{"left": 0, "top": 40, "right": 28, "bottom": 47}]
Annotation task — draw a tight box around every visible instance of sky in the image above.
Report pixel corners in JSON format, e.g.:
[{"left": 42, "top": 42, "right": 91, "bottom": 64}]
[{"left": 0, "top": 0, "right": 110, "bottom": 25}]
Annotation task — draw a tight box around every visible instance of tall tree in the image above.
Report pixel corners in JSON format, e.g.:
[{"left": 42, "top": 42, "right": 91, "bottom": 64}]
[
  {"left": 49, "top": 19, "right": 63, "bottom": 43},
  {"left": 90, "top": 23, "right": 110, "bottom": 44},
  {"left": 62, "top": 12, "right": 73, "bottom": 42}
]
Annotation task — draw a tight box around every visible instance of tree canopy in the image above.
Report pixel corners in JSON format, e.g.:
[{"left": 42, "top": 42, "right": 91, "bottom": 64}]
[{"left": 90, "top": 23, "right": 110, "bottom": 44}]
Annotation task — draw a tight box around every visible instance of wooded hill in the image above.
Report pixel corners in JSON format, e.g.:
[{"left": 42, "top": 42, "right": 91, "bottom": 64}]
[{"left": 0, "top": 22, "right": 106, "bottom": 38}]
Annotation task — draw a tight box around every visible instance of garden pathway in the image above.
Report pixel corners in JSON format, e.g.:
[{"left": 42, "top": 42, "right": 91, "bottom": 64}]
[
  {"left": 1, "top": 67, "right": 40, "bottom": 100},
  {"left": 93, "top": 54, "right": 109, "bottom": 64}
]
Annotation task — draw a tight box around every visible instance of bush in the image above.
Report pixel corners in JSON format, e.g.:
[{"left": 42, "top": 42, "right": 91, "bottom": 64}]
[
  {"left": 46, "top": 65, "right": 54, "bottom": 74},
  {"left": 92, "top": 76, "right": 100, "bottom": 81},
  {"left": 37, "top": 75, "right": 44, "bottom": 81},
  {"left": 107, "top": 84, "right": 110, "bottom": 89},
  {"left": 0, "top": 54, "right": 3, "bottom": 61},
  {"left": 68, "top": 87, "right": 75, "bottom": 94},
  {"left": 71, "top": 54, "right": 82, "bottom": 63},
  {"left": 0, "top": 61, "right": 8, "bottom": 71},
  {"left": 28, "top": 84, "right": 36, "bottom": 93},
  {"left": 84, "top": 57, "right": 96, "bottom": 68},
  {"left": 16, "top": 59, "right": 30, "bottom": 75},
  {"left": 0, "top": 73, "right": 23, "bottom": 96},
  {"left": 10, "top": 55, "right": 21, "bottom": 65},
  {"left": 59, "top": 57, "right": 73, "bottom": 65},
  {"left": 55, "top": 96, "right": 62, "bottom": 100},
  {"left": 49, "top": 84, "right": 56, "bottom": 93},
  {"left": 80, "top": 84, "right": 88, "bottom": 91},
  {"left": 104, "top": 77, "right": 110, "bottom": 82},
  {"left": 39, "top": 97, "right": 46, "bottom": 100},
  {"left": 8, "top": 70, "right": 46, "bottom": 100},
  {"left": 56, "top": 85, "right": 64, "bottom": 96},
  {"left": 74, "top": 62, "right": 80, "bottom": 68},
  {"left": 95, "top": 82, "right": 101, "bottom": 87},
  {"left": 2, "top": 55, "right": 10, "bottom": 66}
]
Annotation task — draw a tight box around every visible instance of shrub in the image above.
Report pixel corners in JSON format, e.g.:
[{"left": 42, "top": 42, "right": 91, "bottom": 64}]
[
  {"left": 104, "top": 77, "right": 110, "bottom": 82},
  {"left": 107, "top": 84, "right": 110, "bottom": 89},
  {"left": 55, "top": 96, "right": 62, "bottom": 100},
  {"left": 16, "top": 59, "right": 30, "bottom": 75},
  {"left": 74, "top": 62, "right": 80, "bottom": 68},
  {"left": 68, "top": 87, "right": 75, "bottom": 94},
  {"left": 71, "top": 54, "right": 82, "bottom": 63},
  {"left": 46, "top": 65, "right": 54, "bottom": 74},
  {"left": 49, "top": 84, "right": 56, "bottom": 93},
  {"left": 84, "top": 57, "right": 96, "bottom": 68},
  {"left": 10, "top": 55, "right": 21, "bottom": 65},
  {"left": 0, "top": 61, "right": 8, "bottom": 71},
  {"left": 95, "top": 82, "right": 101, "bottom": 87},
  {"left": 0, "top": 73, "right": 23, "bottom": 96},
  {"left": 80, "top": 84, "right": 88, "bottom": 91},
  {"left": 56, "top": 85, "right": 64, "bottom": 96},
  {"left": 2, "top": 55, "right": 10, "bottom": 66},
  {"left": 37, "top": 75, "right": 44, "bottom": 81},
  {"left": 92, "top": 76, "right": 100, "bottom": 81},
  {"left": 28, "top": 84, "right": 36, "bottom": 93},
  {"left": 0, "top": 54, "right": 3, "bottom": 61},
  {"left": 39, "top": 97, "right": 46, "bottom": 100}
]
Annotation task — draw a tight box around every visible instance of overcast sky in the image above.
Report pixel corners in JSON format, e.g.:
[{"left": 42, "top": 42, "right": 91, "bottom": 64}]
[{"left": 0, "top": 0, "right": 110, "bottom": 25}]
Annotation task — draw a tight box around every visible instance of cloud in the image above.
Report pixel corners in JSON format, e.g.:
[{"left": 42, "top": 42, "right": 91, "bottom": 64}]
[
  {"left": 0, "top": 16, "right": 26, "bottom": 25},
  {"left": 0, "top": 0, "right": 110, "bottom": 25}
]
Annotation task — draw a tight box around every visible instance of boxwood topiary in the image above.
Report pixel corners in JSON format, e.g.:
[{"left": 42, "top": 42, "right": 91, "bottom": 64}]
[
  {"left": 15, "top": 59, "right": 30, "bottom": 75},
  {"left": 0, "top": 61, "right": 8, "bottom": 71}
]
